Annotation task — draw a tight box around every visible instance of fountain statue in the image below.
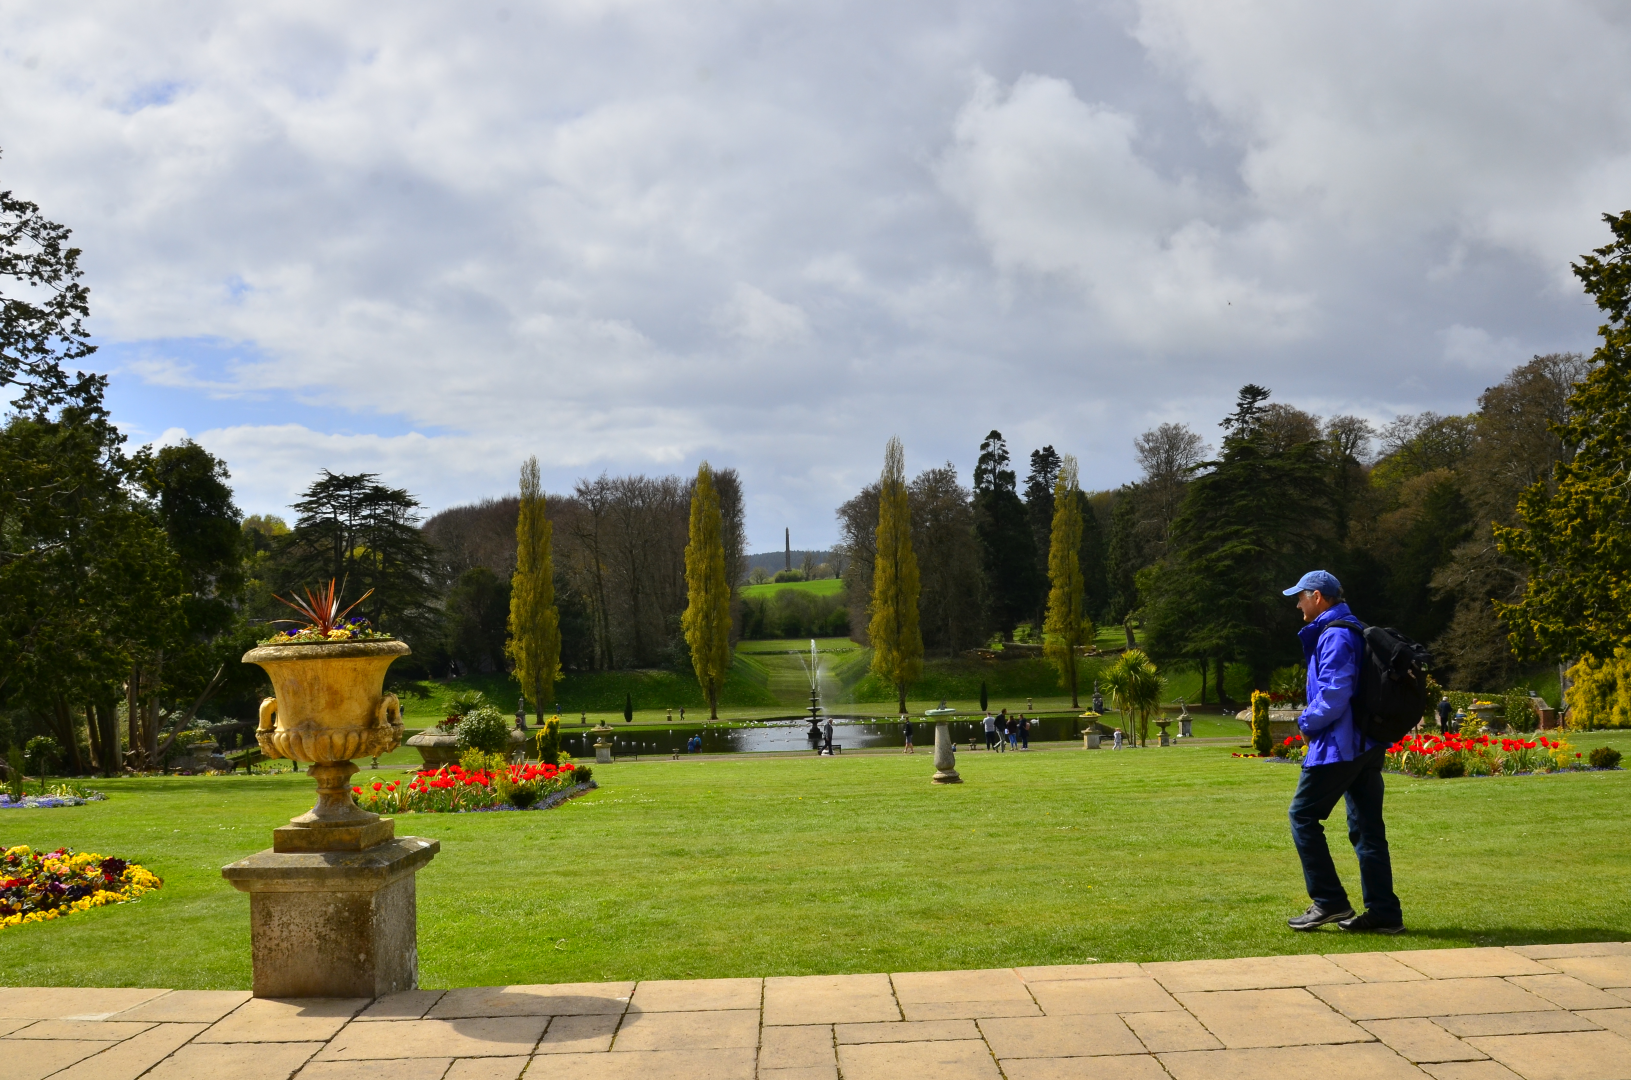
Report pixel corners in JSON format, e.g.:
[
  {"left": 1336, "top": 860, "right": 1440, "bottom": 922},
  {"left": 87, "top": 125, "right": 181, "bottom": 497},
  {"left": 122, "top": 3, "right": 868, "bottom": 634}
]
[{"left": 798, "top": 639, "right": 824, "bottom": 740}]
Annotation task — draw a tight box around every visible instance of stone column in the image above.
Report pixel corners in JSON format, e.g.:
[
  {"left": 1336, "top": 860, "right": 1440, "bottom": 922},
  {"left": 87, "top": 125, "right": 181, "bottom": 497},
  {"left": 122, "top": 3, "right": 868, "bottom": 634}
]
[{"left": 931, "top": 723, "right": 961, "bottom": 784}]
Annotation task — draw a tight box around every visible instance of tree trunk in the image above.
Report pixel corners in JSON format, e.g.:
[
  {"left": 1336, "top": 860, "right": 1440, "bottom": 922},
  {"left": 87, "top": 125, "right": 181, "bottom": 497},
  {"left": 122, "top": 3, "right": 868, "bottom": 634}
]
[
  {"left": 145, "top": 649, "right": 164, "bottom": 765},
  {"left": 95, "top": 700, "right": 121, "bottom": 777},
  {"left": 51, "top": 696, "right": 85, "bottom": 774},
  {"left": 85, "top": 702, "right": 103, "bottom": 771},
  {"left": 1198, "top": 659, "right": 1209, "bottom": 706},
  {"left": 897, "top": 681, "right": 907, "bottom": 716},
  {"left": 127, "top": 668, "right": 142, "bottom": 769},
  {"left": 708, "top": 683, "right": 719, "bottom": 721}
]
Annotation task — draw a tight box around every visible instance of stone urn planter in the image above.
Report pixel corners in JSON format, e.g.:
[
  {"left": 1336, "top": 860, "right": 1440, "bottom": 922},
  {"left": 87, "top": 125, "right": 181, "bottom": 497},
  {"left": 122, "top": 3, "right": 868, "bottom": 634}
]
[
  {"left": 224, "top": 636, "right": 438, "bottom": 1000},
  {"left": 406, "top": 731, "right": 461, "bottom": 767},
  {"left": 189, "top": 740, "right": 226, "bottom": 773}
]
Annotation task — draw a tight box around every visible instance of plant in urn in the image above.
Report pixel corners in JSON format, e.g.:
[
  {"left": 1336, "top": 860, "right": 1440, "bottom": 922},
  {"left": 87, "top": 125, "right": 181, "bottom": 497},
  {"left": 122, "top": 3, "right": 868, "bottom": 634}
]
[{"left": 222, "top": 581, "right": 439, "bottom": 999}]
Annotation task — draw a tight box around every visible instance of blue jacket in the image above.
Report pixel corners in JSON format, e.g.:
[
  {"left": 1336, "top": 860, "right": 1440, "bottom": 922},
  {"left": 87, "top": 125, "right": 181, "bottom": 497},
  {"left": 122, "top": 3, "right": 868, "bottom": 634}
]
[{"left": 1296, "top": 603, "right": 1375, "bottom": 767}]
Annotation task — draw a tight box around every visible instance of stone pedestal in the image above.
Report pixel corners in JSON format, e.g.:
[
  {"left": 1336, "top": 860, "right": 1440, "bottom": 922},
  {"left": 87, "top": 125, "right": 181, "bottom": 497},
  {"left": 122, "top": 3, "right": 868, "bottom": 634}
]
[
  {"left": 931, "top": 722, "right": 961, "bottom": 784},
  {"left": 1156, "top": 721, "right": 1173, "bottom": 747},
  {"left": 1178, "top": 717, "right": 1193, "bottom": 738},
  {"left": 1083, "top": 731, "right": 1101, "bottom": 749},
  {"left": 222, "top": 836, "right": 438, "bottom": 998}
]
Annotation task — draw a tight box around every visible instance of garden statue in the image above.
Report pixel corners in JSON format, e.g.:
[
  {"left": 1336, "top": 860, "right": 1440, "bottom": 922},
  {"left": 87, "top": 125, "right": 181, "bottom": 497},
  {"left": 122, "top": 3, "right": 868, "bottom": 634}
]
[
  {"left": 221, "top": 581, "right": 438, "bottom": 999},
  {"left": 1177, "top": 699, "right": 1193, "bottom": 739},
  {"left": 1092, "top": 682, "right": 1104, "bottom": 715},
  {"left": 516, "top": 701, "right": 526, "bottom": 729}
]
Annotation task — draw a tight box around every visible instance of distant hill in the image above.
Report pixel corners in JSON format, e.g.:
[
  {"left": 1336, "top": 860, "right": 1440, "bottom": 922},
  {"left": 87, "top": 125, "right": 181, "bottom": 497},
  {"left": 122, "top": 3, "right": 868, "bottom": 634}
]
[{"left": 745, "top": 549, "right": 835, "bottom": 576}]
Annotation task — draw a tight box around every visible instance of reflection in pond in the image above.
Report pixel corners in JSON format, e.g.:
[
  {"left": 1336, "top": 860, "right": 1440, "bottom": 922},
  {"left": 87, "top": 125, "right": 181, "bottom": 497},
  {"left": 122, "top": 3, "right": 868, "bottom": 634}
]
[{"left": 556, "top": 715, "right": 1111, "bottom": 756}]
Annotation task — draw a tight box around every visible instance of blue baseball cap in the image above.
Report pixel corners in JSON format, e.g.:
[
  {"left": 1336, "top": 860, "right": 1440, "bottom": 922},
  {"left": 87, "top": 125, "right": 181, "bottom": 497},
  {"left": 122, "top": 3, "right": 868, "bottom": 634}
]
[{"left": 1282, "top": 570, "right": 1342, "bottom": 597}]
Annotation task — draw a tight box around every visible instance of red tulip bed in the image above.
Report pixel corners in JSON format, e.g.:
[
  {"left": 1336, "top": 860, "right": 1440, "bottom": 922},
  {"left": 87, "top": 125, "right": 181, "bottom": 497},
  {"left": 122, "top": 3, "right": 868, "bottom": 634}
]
[
  {"left": 1385, "top": 732, "right": 1582, "bottom": 778},
  {"left": 353, "top": 761, "right": 593, "bottom": 813}
]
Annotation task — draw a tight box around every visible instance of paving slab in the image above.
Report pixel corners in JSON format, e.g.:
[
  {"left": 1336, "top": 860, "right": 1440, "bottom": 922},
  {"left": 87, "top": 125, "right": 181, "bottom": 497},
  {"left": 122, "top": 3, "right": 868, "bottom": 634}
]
[
  {"left": 835, "top": 1019, "right": 977, "bottom": 1043},
  {"left": 759, "top": 1024, "right": 835, "bottom": 1069},
  {"left": 295, "top": 1060, "right": 452, "bottom": 1080},
  {"left": 899, "top": 998, "right": 1041, "bottom": 1021},
  {"left": 1176, "top": 988, "right": 1370, "bottom": 1049},
  {"left": 976, "top": 1013, "right": 1143, "bottom": 1058},
  {"left": 1016, "top": 963, "right": 1143, "bottom": 983},
  {"left": 1508, "top": 943, "right": 1631, "bottom": 960},
  {"left": 353, "top": 990, "right": 445, "bottom": 1021},
  {"left": 836, "top": 1038, "right": 1001, "bottom": 1080},
  {"left": 627, "top": 977, "right": 760, "bottom": 1013},
  {"left": 610, "top": 1008, "right": 758, "bottom": 1052},
  {"left": 443, "top": 1058, "right": 527, "bottom": 1080},
  {"left": 759, "top": 1068, "right": 838, "bottom": 1080},
  {"left": 1158, "top": 1042, "right": 1425, "bottom": 1080},
  {"left": 111, "top": 991, "right": 254, "bottom": 1024},
  {"left": 316, "top": 1016, "right": 547, "bottom": 1059},
  {"left": 3, "top": 1018, "right": 154, "bottom": 1039},
  {"left": 1359, "top": 1018, "right": 1487, "bottom": 1063},
  {"left": 891, "top": 968, "right": 1031, "bottom": 1005},
  {"left": 523, "top": 1047, "right": 755, "bottom": 1079},
  {"left": 1144, "top": 953, "right": 1358, "bottom": 993},
  {"left": 1028, "top": 977, "right": 1180, "bottom": 1016},
  {"left": 1310, "top": 977, "right": 1558, "bottom": 1020},
  {"left": 1541, "top": 955, "right": 1631, "bottom": 989},
  {"left": 1328, "top": 952, "right": 1431, "bottom": 983},
  {"left": 0, "top": 987, "right": 170, "bottom": 1020},
  {"left": 1433, "top": 1011, "right": 1604, "bottom": 1037},
  {"left": 1391, "top": 948, "right": 1557, "bottom": 980},
  {"left": 198, "top": 998, "right": 368, "bottom": 1043},
  {"left": 0, "top": 1017, "right": 31, "bottom": 1036},
  {"left": 428, "top": 984, "right": 633, "bottom": 1018},
  {"left": 143, "top": 1041, "right": 325, "bottom": 1080},
  {"left": 1121, "top": 1009, "right": 1223, "bottom": 1052},
  {"left": 1577, "top": 1009, "right": 1631, "bottom": 1037},
  {"left": 1506, "top": 973, "right": 1630, "bottom": 1010},
  {"left": 1419, "top": 1064, "right": 1525, "bottom": 1080},
  {"left": 46, "top": 1023, "right": 208, "bottom": 1080},
  {"left": 1465, "top": 1029, "right": 1631, "bottom": 1080},
  {"left": 9, "top": 1038, "right": 123, "bottom": 1080},
  {"left": 763, "top": 974, "right": 898, "bottom": 1026},
  {"left": 536, "top": 1014, "right": 620, "bottom": 1054},
  {"left": 999, "top": 1056, "right": 1170, "bottom": 1080}
]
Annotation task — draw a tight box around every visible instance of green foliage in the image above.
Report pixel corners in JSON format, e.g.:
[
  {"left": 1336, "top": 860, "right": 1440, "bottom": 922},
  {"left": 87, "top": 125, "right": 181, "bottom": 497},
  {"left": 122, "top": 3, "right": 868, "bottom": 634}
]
[
  {"left": 507, "top": 456, "right": 561, "bottom": 712},
  {"left": 447, "top": 567, "right": 511, "bottom": 675},
  {"left": 623, "top": 693, "right": 633, "bottom": 723},
  {"left": 5, "top": 747, "right": 24, "bottom": 799},
  {"left": 771, "top": 569, "right": 806, "bottom": 583},
  {"left": 454, "top": 706, "right": 512, "bottom": 755},
  {"left": 1250, "top": 690, "right": 1273, "bottom": 757},
  {"left": 973, "top": 431, "right": 1041, "bottom": 634},
  {"left": 1432, "top": 755, "right": 1468, "bottom": 778},
  {"left": 1565, "top": 649, "right": 1631, "bottom": 728},
  {"left": 1043, "top": 456, "right": 1093, "bottom": 707},
  {"left": 1589, "top": 745, "right": 1622, "bottom": 769},
  {"left": 1103, "top": 649, "right": 1163, "bottom": 747},
  {"left": 1498, "top": 211, "right": 1631, "bottom": 660},
  {"left": 572, "top": 764, "right": 592, "bottom": 783},
  {"left": 739, "top": 586, "right": 848, "bottom": 640},
  {"left": 23, "top": 734, "right": 60, "bottom": 775},
  {"left": 682, "top": 464, "right": 734, "bottom": 719},
  {"left": 868, "top": 438, "right": 923, "bottom": 712},
  {"left": 447, "top": 689, "right": 486, "bottom": 717},
  {"left": 535, "top": 715, "right": 563, "bottom": 765}
]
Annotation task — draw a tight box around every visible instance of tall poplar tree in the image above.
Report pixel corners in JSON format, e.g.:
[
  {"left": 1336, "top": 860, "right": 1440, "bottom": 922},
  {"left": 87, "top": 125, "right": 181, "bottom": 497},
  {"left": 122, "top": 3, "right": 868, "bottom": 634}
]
[
  {"left": 682, "top": 462, "right": 733, "bottom": 719},
  {"left": 507, "top": 457, "right": 561, "bottom": 713},
  {"left": 868, "top": 437, "right": 923, "bottom": 714},
  {"left": 1043, "top": 455, "right": 1093, "bottom": 707}
]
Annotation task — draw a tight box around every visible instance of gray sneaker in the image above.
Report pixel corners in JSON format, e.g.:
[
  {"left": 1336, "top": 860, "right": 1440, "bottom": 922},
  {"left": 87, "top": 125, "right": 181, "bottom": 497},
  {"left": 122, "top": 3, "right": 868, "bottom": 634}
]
[{"left": 1287, "top": 904, "right": 1354, "bottom": 932}]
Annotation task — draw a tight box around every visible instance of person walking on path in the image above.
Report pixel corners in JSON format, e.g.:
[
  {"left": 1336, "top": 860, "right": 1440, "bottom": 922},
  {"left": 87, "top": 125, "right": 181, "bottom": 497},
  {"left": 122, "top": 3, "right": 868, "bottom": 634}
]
[
  {"left": 997, "top": 709, "right": 1010, "bottom": 752},
  {"left": 1019, "top": 713, "right": 1030, "bottom": 750},
  {"left": 1435, "top": 696, "right": 1453, "bottom": 734},
  {"left": 821, "top": 715, "right": 834, "bottom": 755},
  {"left": 1282, "top": 570, "right": 1405, "bottom": 935},
  {"left": 902, "top": 716, "right": 915, "bottom": 753},
  {"left": 983, "top": 711, "right": 998, "bottom": 750}
]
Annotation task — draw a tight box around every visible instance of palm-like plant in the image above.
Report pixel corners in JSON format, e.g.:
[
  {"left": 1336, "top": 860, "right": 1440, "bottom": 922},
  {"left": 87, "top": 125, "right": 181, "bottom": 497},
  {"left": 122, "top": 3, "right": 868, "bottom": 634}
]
[
  {"left": 1102, "top": 649, "right": 1163, "bottom": 747},
  {"left": 272, "top": 579, "right": 375, "bottom": 634}
]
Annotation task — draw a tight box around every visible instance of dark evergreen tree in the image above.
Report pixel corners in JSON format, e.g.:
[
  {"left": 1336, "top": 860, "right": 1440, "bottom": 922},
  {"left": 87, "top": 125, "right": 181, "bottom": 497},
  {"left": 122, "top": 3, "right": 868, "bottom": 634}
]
[
  {"left": 1023, "top": 445, "right": 1061, "bottom": 622},
  {"left": 1076, "top": 490, "right": 1110, "bottom": 622},
  {"left": 972, "top": 430, "right": 1039, "bottom": 636}
]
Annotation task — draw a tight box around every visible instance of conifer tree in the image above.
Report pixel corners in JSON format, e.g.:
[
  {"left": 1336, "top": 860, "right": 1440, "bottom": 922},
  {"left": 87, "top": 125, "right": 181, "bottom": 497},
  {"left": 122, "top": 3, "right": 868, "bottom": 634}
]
[
  {"left": 507, "top": 457, "right": 561, "bottom": 713},
  {"left": 1497, "top": 211, "right": 1631, "bottom": 660},
  {"left": 1044, "top": 455, "right": 1094, "bottom": 707},
  {"left": 682, "top": 462, "right": 733, "bottom": 719},
  {"left": 868, "top": 437, "right": 923, "bottom": 713}
]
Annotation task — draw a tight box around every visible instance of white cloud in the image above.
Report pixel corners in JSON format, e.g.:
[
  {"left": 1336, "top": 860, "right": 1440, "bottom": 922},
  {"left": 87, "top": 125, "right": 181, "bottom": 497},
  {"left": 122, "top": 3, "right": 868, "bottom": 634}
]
[{"left": 713, "top": 284, "right": 811, "bottom": 345}]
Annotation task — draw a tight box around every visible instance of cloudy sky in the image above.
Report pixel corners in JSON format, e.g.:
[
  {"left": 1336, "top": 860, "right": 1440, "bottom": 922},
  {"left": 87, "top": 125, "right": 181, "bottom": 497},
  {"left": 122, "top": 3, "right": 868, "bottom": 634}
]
[{"left": 3, "top": 0, "right": 1626, "bottom": 550}]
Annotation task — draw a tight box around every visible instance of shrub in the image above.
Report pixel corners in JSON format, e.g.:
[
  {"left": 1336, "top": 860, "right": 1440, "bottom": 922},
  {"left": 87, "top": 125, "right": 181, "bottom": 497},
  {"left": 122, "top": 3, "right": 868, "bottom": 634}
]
[
  {"left": 23, "top": 736, "right": 61, "bottom": 776},
  {"left": 174, "top": 729, "right": 214, "bottom": 747},
  {"left": 1588, "top": 745, "right": 1622, "bottom": 769},
  {"left": 4, "top": 748, "right": 24, "bottom": 800},
  {"left": 1432, "top": 755, "right": 1467, "bottom": 778},
  {"left": 1250, "top": 691, "right": 1272, "bottom": 757},
  {"left": 573, "top": 765, "right": 593, "bottom": 784},
  {"left": 455, "top": 706, "right": 512, "bottom": 754},
  {"left": 535, "top": 716, "right": 563, "bottom": 764}
]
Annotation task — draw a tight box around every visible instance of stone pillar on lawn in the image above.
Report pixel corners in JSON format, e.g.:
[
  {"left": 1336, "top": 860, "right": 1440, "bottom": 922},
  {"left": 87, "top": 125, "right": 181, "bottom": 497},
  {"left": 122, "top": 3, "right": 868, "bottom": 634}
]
[
  {"left": 926, "top": 706, "right": 961, "bottom": 784},
  {"left": 222, "top": 639, "right": 438, "bottom": 999},
  {"left": 592, "top": 721, "right": 616, "bottom": 764}
]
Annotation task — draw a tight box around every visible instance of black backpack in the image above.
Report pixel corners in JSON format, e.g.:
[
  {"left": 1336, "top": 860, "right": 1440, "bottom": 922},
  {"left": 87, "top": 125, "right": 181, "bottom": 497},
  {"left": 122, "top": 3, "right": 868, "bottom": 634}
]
[{"left": 1320, "top": 618, "right": 1434, "bottom": 745}]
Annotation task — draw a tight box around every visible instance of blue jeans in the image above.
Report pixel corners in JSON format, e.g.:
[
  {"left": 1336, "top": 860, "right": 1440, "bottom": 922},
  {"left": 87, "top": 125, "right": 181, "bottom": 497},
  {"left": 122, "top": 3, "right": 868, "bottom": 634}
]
[{"left": 1288, "top": 745, "right": 1401, "bottom": 921}]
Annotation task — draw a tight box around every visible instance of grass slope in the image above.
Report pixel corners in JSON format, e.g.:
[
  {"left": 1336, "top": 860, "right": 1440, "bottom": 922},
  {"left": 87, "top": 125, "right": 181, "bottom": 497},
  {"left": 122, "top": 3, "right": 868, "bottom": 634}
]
[
  {"left": 3, "top": 732, "right": 1628, "bottom": 989},
  {"left": 740, "top": 578, "right": 845, "bottom": 599}
]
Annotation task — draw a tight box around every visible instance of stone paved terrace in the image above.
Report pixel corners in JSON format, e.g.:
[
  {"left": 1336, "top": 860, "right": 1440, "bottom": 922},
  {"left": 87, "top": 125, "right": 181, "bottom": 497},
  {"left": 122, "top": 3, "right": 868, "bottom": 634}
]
[{"left": 7, "top": 943, "right": 1631, "bottom": 1080}]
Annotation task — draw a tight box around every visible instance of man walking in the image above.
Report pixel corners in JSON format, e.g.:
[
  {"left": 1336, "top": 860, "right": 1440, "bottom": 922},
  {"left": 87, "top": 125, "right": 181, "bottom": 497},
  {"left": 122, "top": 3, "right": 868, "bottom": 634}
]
[{"left": 1283, "top": 571, "right": 1405, "bottom": 935}]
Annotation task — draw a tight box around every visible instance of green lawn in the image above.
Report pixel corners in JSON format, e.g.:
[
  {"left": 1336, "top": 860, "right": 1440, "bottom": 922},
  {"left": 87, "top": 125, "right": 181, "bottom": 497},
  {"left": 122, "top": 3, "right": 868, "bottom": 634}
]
[
  {"left": 740, "top": 578, "right": 845, "bottom": 599},
  {"left": 4, "top": 732, "right": 1629, "bottom": 990}
]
